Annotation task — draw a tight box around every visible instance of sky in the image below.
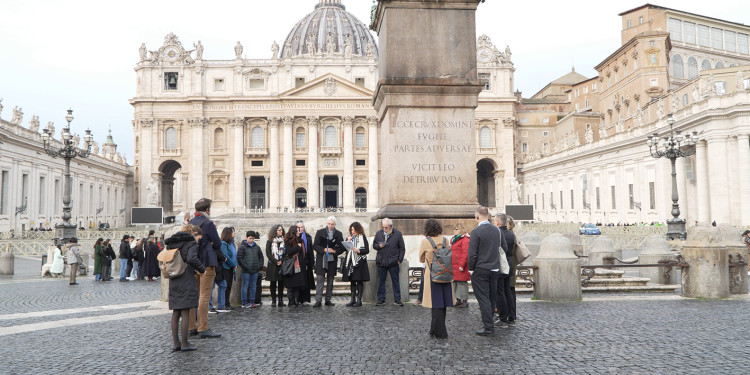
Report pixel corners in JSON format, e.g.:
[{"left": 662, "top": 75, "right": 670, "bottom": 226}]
[{"left": 1, "top": 0, "right": 748, "bottom": 164}]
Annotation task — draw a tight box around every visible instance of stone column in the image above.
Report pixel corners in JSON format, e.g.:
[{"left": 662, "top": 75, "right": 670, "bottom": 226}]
[
  {"left": 268, "top": 117, "right": 280, "bottom": 210},
  {"left": 638, "top": 235, "right": 675, "bottom": 284},
  {"left": 282, "top": 116, "right": 294, "bottom": 210},
  {"left": 307, "top": 116, "right": 320, "bottom": 209},
  {"left": 675, "top": 157, "right": 688, "bottom": 223},
  {"left": 342, "top": 116, "right": 355, "bottom": 212},
  {"left": 230, "top": 118, "right": 245, "bottom": 211},
  {"left": 338, "top": 175, "right": 343, "bottom": 208},
  {"left": 319, "top": 176, "right": 324, "bottom": 208},
  {"left": 681, "top": 225, "right": 729, "bottom": 298},
  {"left": 737, "top": 135, "right": 750, "bottom": 225},
  {"left": 367, "top": 116, "right": 379, "bottom": 211},
  {"left": 707, "top": 137, "right": 729, "bottom": 224},
  {"left": 695, "top": 141, "right": 710, "bottom": 223},
  {"left": 533, "top": 234, "right": 581, "bottom": 302},
  {"left": 189, "top": 118, "right": 206, "bottom": 203}
]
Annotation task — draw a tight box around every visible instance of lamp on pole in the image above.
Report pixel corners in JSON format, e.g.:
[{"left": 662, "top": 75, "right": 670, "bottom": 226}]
[
  {"left": 646, "top": 114, "right": 698, "bottom": 240},
  {"left": 41, "top": 109, "right": 94, "bottom": 244}
]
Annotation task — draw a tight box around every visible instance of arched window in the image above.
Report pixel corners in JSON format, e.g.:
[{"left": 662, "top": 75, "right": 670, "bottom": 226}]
[
  {"left": 355, "top": 187, "right": 367, "bottom": 209},
  {"left": 325, "top": 126, "right": 336, "bottom": 147},
  {"left": 479, "top": 126, "right": 491, "bottom": 148},
  {"left": 672, "top": 54, "right": 684, "bottom": 78},
  {"left": 251, "top": 126, "right": 264, "bottom": 147},
  {"left": 701, "top": 59, "right": 711, "bottom": 71},
  {"left": 715, "top": 62, "right": 724, "bottom": 69},
  {"left": 355, "top": 127, "right": 365, "bottom": 148},
  {"left": 687, "top": 57, "right": 698, "bottom": 78},
  {"left": 165, "top": 127, "right": 177, "bottom": 149},
  {"left": 296, "top": 127, "right": 306, "bottom": 148},
  {"left": 214, "top": 128, "right": 225, "bottom": 150}
]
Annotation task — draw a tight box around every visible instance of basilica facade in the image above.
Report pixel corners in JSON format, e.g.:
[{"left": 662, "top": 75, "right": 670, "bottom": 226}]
[{"left": 131, "top": 0, "right": 517, "bottom": 215}]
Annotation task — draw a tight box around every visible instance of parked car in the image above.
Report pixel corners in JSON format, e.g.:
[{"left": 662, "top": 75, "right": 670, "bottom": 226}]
[{"left": 579, "top": 223, "right": 601, "bottom": 235}]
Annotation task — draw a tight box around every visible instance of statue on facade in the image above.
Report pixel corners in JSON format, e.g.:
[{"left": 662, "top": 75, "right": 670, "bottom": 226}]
[
  {"left": 234, "top": 41, "right": 243, "bottom": 59},
  {"left": 326, "top": 32, "right": 335, "bottom": 56},
  {"left": 670, "top": 91, "right": 680, "bottom": 112},
  {"left": 146, "top": 178, "right": 160, "bottom": 206},
  {"left": 692, "top": 81, "right": 701, "bottom": 102},
  {"left": 0, "top": 98, "right": 4, "bottom": 119},
  {"left": 509, "top": 178, "right": 522, "bottom": 204},
  {"left": 271, "top": 40, "right": 279, "bottom": 60},
  {"left": 194, "top": 41, "right": 204, "bottom": 60},
  {"left": 11, "top": 106, "right": 23, "bottom": 125},
  {"left": 139, "top": 43, "right": 147, "bottom": 62},
  {"left": 343, "top": 34, "right": 352, "bottom": 58},
  {"left": 284, "top": 39, "right": 292, "bottom": 58},
  {"left": 584, "top": 127, "right": 594, "bottom": 144},
  {"left": 29, "top": 115, "right": 39, "bottom": 132},
  {"left": 91, "top": 141, "right": 99, "bottom": 155},
  {"left": 505, "top": 45, "right": 512, "bottom": 62},
  {"left": 560, "top": 135, "right": 569, "bottom": 150},
  {"left": 656, "top": 99, "right": 665, "bottom": 119},
  {"left": 599, "top": 122, "right": 607, "bottom": 139},
  {"left": 736, "top": 70, "right": 746, "bottom": 91},
  {"left": 46, "top": 122, "right": 55, "bottom": 137},
  {"left": 704, "top": 74, "right": 716, "bottom": 95},
  {"left": 634, "top": 106, "right": 644, "bottom": 127},
  {"left": 366, "top": 41, "right": 375, "bottom": 58},
  {"left": 307, "top": 33, "right": 316, "bottom": 55},
  {"left": 72, "top": 134, "right": 80, "bottom": 148},
  {"left": 571, "top": 131, "right": 581, "bottom": 147}
]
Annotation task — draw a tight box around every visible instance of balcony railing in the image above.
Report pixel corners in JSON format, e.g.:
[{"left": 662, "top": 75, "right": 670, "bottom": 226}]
[
  {"left": 160, "top": 148, "right": 182, "bottom": 157},
  {"left": 477, "top": 147, "right": 497, "bottom": 155},
  {"left": 319, "top": 146, "right": 341, "bottom": 156},
  {"left": 245, "top": 147, "right": 268, "bottom": 157}
]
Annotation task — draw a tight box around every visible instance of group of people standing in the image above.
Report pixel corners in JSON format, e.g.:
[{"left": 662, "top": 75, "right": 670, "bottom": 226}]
[{"left": 114, "top": 231, "right": 162, "bottom": 282}]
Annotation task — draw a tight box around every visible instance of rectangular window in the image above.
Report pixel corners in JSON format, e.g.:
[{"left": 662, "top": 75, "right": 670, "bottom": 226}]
[
  {"left": 296, "top": 131, "right": 306, "bottom": 148},
  {"left": 628, "top": 183, "right": 634, "bottom": 210},
  {"left": 542, "top": 193, "right": 545, "bottom": 209},
  {"left": 534, "top": 194, "right": 537, "bottom": 209},
  {"left": 560, "top": 191, "right": 563, "bottom": 210},
  {"left": 596, "top": 187, "right": 600, "bottom": 210},
  {"left": 711, "top": 27, "right": 724, "bottom": 49},
  {"left": 627, "top": 20, "right": 632, "bottom": 29},
  {"left": 214, "top": 78, "right": 225, "bottom": 91},
  {"left": 570, "top": 190, "right": 575, "bottom": 209},
  {"left": 611, "top": 186, "right": 616, "bottom": 209},
  {"left": 684, "top": 22, "right": 696, "bottom": 44},
  {"left": 164, "top": 72, "right": 178, "bottom": 90},
  {"left": 650, "top": 78, "right": 658, "bottom": 86},
  {"left": 519, "top": 118, "right": 529, "bottom": 124},
  {"left": 355, "top": 132, "right": 365, "bottom": 148},
  {"left": 355, "top": 77, "right": 365, "bottom": 88},
  {"left": 585, "top": 100, "right": 589, "bottom": 107},
  {"left": 584, "top": 87, "right": 588, "bottom": 94},
  {"left": 649, "top": 182, "right": 656, "bottom": 210},
  {"left": 356, "top": 159, "right": 366, "bottom": 166},
  {"left": 54, "top": 179, "right": 60, "bottom": 212},
  {"left": 592, "top": 82, "right": 597, "bottom": 90},
  {"left": 542, "top": 131, "right": 549, "bottom": 137},
  {"left": 295, "top": 159, "right": 306, "bottom": 166},
  {"left": 739, "top": 33, "right": 749, "bottom": 54},
  {"left": 668, "top": 18, "right": 682, "bottom": 42},
  {"left": 478, "top": 73, "right": 491, "bottom": 91},
  {"left": 22, "top": 174, "right": 29, "bottom": 203},
  {"left": 251, "top": 160, "right": 263, "bottom": 167},
  {"left": 248, "top": 79, "right": 264, "bottom": 89},
  {"left": 685, "top": 156, "right": 695, "bottom": 180},
  {"left": 639, "top": 16, "right": 643, "bottom": 24},
  {"left": 522, "top": 143, "right": 528, "bottom": 153},
  {"left": 715, "top": 81, "right": 727, "bottom": 94},
  {"left": 725, "top": 30, "right": 736, "bottom": 52},
  {"left": 0, "top": 171, "right": 8, "bottom": 215},
  {"left": 39, "top": 177, "right": 46, "bottom": 214},
  {"left": 295, "top": 77, "right": 305, "bottom": 88},
  {"left": 541, "top": 118, "right": 550, "bottom": 124},
  {"left": 698, "top": 25, "right": 710, "bottom": 47},
  {"left": 682, "top": 94, "right": 689, "bottom": 106}
]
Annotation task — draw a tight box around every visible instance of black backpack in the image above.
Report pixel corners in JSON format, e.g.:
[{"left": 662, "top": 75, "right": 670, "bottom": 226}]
[{"left": 427, "top": 237, "right": 453, "bottom": 283}]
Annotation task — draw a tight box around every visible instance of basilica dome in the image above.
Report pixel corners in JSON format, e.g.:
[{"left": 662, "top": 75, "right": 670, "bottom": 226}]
[{"left": 280, "top": 0, "right": 378, "bottom": 59}]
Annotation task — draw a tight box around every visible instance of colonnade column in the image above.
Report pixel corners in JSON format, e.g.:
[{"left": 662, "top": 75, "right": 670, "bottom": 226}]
[
  {"left": 695, "top": 140, "right": 710, "bottom": 223},
  {"left": 307, "top": 116, "right": 320, "bottom": 210},
  {"left": 230, "top": 118, "right": 245, "bottom": 211},
  {"left": 367, "top": 116, "right": 379, "bottom": 211},
  {"left": 189, "top": 118, "right": 206, "bottom": 204},
  {"left": 282, "top": 116, "right": 294, "bottom": 210},
  {"left": 342, "top": 116, "right": 354, "bottom": 212},
  {"left": 707, "top": 137, "right": 729, "bottom": 224},
  {"left": 738, "top": 135, "right": 750, "bottom": 225},
  {"left": 268, "top": 117, "right": 280, "bottom": 210},
  {"left": 675, "top": 156, "right": 688, "bottom": 224}
]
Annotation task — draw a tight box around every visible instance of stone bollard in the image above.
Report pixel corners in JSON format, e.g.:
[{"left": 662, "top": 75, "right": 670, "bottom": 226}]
[
  {"left": 363, "top": 260, "right": 410, "bottom": 304},
  {"left": 716, "top": 224, "right": 748, "bottom": 295},
  {"left": 230, "top": 272, "right": 243, "bottom": 307},
  {"left": 638, "top": 235, "right": 676, "bottom": 284},
  {"left": 587, "top": 236, "right": 617, "bottom": 266},
  {"left": 533, "top": 233, "right": 581, "bottom": 302},
  {"left": 681, "top": 225, "right": 729, "bottom": 299},
  {"left": 160, "top": 276, "right": 169, "bottom": 302},
  {"left": 520, "top": 231, "right": 541, "bottom": 267},
  {"left": 563, "top": 233, "right": 584, "bottom": 257},
  {"left": 0, "top": 252, "right": 14, "bottom": 275}
]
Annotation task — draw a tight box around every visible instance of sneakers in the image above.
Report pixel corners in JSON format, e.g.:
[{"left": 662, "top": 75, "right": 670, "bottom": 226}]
[
  {"left": 242, "top": 304, "right": 251, "bottom": 308},
  {"left": 375, "top": 301, "right": 386, "bottom": 306},
  {"left": 216, "top": 308, "right": 231, "bottom": 313},
  {"left": 324, "top": 300, "right": 335, "bottom": 306},
  {"left": 249, "top": 304, "right": 257, "bottom": 308},
  {"left": 189, "top": 329, "right": 199, "bottom": 336},
  {"left": 208, "top": 308, "right": 218, "bottom": 314},
  {"left": 198, "top": 329, "right": 221, "bottom": 339},
  {"left": 394, "top": 301, "right": 404, "bottom": 306}
]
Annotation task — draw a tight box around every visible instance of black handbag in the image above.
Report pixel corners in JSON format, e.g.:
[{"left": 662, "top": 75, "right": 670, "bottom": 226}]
[{"left": 281, "top": 257, "right": 295, "bottom": 277}]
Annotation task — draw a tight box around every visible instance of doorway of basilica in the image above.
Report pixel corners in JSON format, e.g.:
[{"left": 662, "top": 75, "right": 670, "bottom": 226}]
[
  {"left": 476, "top": 159, "right": 496, "bottom": 208},
  {"left": 159, "top": 160, "right": 182, "bottom": 213},
  {"left": 323, "top": 175, "right": 339, "bottom": 208}
]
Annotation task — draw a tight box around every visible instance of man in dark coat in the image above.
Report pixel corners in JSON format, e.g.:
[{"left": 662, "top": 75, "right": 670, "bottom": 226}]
[
  {"left": 188, "top": 198, "right": 224, "bottom": 339},
  {"left": 312, "top": 216, "right": 346, "bottom": 307},
  {"left": 372, "top": 217, "right": 406, "bottom": 306},
  {"left": 118, "top": 235, "right": 132, "bottom": 282},
  {"left": 295, "top": 220, "right": 315, "bottom": 304},
  {"left": 468, "top": 206, "right": 501, "bottom": 336},
  {"left": 495, "top": 213, "right": 515, "bottom": 325}
]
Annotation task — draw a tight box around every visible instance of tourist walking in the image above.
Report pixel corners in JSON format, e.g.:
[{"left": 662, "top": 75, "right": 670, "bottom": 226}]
[
  {"left": 468, "top": 207, "right": 501, "bottom": 336},
  {"left": 283, "top": 225, "right": 308, "bottom": 306},
  {"left": 143, "top": 237, "right": 161, "bottom": 281},
  {"left": 64, "top": 237, "right": 82, "bottom": 285},
  {"left": 101, "top": 239, "right": 116, "bottom": 281},
  {"left": 93, "top": 238, "right": 104, "bottom": 281},
  {"left": 372, "top": 218, "right": 406, "bottom": 306},
  {"left": 265, "top": 224, "right": 286, "bottom": 306},
  {"left": 237, "top": 230, "right": 263, "bottom": 308},
  {"left": 51, "top": 244, "right": 64, "bottom": 277},
  {"left": 295, "top": 220, "right": 315, "bottom": 304},
  {"left": 165, "top": 225, "right": 206, "bottom": 352},
  {"left": 451, "top": 223, "right": 470, "bottom": 307},
  {"left": 494, "top": 213, "right": 514, "bottom": 325},
  {"left": 419, "top": 219, "right": 453, "bottom": 339},
  {"left": 342, "top": 221, "right": 369, "bottom": 307},
  {"left": 188, "top": 198, "right": 223, "bottom": 339},
  {"left": 119, "top": 235, "right": 132, "bottom": 282},
  {"left": 313, "top": 216, "right": 346, "bottom": 307}
]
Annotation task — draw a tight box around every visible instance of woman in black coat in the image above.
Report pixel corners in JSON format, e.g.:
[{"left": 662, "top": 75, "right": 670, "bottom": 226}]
[
  {"left": 265, "top": 224, "right": 286, "bottom": 306},
  {"left": 143, "top": 237, "right": 162, "bottom": 281},
  {"left": 165, "top": 227, "right": 205, "bottom": 352},
  {"left": 283, "top": 225, "right": 307, "bottom": 306},
  {"left": 342, "top": 221, "right": 370, "bottom": 307}
]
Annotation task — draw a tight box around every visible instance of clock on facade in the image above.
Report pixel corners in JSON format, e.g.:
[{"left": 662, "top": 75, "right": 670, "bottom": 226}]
[
  {"left": 164, "top": 46, "right": 180, "bottom": 62},
  {"left": 477, "top": 47, "right": 493, "bottom": 63}
]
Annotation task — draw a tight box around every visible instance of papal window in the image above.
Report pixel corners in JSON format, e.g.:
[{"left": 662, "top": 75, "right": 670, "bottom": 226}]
[
  {"left": 479, "top": 126, "right": 491, "bottom": 148},
  {"left": 165, "top": 127, "right": 177, "bottom": 149},
  {"left": 251, "top": 126, "right": 264, "bottom": 148},
  {"left": 324, "top": 126, "right": 336, "bottom": 147}
]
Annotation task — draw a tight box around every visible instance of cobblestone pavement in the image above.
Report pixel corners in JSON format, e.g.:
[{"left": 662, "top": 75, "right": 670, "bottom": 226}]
[{"left": 1, "top": 257, "right": 749, "bottom": 374}]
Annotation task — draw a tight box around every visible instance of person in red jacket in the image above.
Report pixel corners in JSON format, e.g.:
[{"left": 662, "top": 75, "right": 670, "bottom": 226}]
[{"left": 451, "top": 222, "right": 471, "bottom": 308}]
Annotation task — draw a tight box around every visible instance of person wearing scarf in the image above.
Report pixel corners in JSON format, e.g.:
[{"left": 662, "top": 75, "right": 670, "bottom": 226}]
[
  {"left": 283, "top": 225, "right": 307, "bottom": 306},
  {"left": 312, "top": 216, "right": 346, "bottom": 307},
  {"left": 264, "top": 224, "right": 286, "bottom": 306},
  {"left": 451, "top": 222, "right": 471, "bottom": 308},
  {"left": 342, "top": 221, "right": 370, "bottom": 307}
]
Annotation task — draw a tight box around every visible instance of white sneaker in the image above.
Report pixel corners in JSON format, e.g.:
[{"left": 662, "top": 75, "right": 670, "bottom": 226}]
[{"left": 216, "top": 309, "right": 231, "bottom": 313}]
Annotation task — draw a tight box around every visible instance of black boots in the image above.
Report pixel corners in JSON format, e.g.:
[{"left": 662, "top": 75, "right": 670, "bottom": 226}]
[
  {"left": 346, "top": 284, "right": 356, "bottom": 307},
  {"left": 354, "top": 283, "right": 363, "bottom": 307}
]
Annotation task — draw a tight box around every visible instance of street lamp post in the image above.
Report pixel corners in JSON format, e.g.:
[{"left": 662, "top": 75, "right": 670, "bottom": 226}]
[
  {"left": 646, "top": 114, "right": 698, "bottom": 240},
  {"left": 40, "top": 109, "right": 94, "bottom": 244}
]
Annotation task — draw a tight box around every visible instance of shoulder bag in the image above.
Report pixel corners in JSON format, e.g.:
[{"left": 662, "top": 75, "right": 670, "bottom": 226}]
[{"left": 515, "top": 237, "right": 531, "bottom": 263}]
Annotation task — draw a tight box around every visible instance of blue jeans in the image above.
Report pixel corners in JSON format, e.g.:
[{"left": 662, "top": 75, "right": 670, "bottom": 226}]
[
  {"left": 94, "top": 273, "right": 101, "bottom": 281},
  {"left": 209, "top": 279, "right": 228, "bottom": 309},
  {"left": 119, "top": 259, "right": 128, "bottom": 279},
  {"left": 241, "top": 272, "right": 258, "bottom": 305},
  {"left": 377, "top": 265, "right": 401, "bottom": 303},
  {"left": 130, "top": 261, "right": 140, "bottom": 279}
]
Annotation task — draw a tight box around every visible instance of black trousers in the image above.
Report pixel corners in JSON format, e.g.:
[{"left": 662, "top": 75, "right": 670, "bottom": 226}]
[
  {"left": 470, "top": 269, "right": 499, "bottom": 330},
  {"left": 430, "top": 308, "right": 448, "bottom": 338},
  {"left": 496, "top": 274, "right": 515, "bottom": 320},
  {"left": 270, "top": 280, "right": 285, "bottom": 302},
  {"left": 222, "top": 268, "right": 234, "bottom": 307},
  {"left": 255, "top": 272, "right": 263, "bottom": 304}
]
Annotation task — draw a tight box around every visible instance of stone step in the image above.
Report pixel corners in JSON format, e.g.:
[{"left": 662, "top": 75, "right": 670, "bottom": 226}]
[{"left": 583, "top": 277, "right": 651, "bottom": 287}]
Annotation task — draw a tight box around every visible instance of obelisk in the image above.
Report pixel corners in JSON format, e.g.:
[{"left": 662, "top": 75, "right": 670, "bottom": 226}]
[{"left": 371, "top": 0, "right": 484, "bottom": 234}]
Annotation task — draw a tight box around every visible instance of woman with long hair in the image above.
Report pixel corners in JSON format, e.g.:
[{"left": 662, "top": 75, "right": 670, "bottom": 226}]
[
  {"left": 419, "top": 219, "right": 453, "bottom": 339},
  {"left": 342, "top": 221, "right": 369, "bottom": 307},
  {"left": 93, "top": 238, "right": 104, "bottom": 281},
  {"left": 264, "top": 224, "right": 286, "bottom": 306},
  {"left": 101, "top": 239, "right": 116, "bottom": 281},
  {"left": 219, "top": 227, "right": 239, "bottom": 309},
  {"left": 282, "top": 225, "right": 307, "bottom": 306}
]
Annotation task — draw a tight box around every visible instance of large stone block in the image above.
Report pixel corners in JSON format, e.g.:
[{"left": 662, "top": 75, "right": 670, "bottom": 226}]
[
  {"left": 587, "top": 235, "right": 618, "bottom": 266},
  {"left": 0, "top": 252, "right": 14, "bottom": 275},
  {"left": 681, "top": 225, "right": 729, "bottom": 298},
  {"left": 716, "top": 223, "right": 748, "bottom": 295},
  {"left": 638, "top": 235, "right": 675, "bottom": 284},
  {"left": 363, "top": 260, "right": 410, "bottom": 304},
  {"left": 533, "top": 234, "right": 581, "bottom": 302}
]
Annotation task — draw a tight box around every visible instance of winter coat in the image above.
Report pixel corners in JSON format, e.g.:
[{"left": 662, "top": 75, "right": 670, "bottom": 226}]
[
  {"left": 94, "top": 245, "right": 103, "bottom": 275},
  {"left": 119, "top": 240, "right": 132, "bottom": 260},
  {"left": 143, "top": 242, "right": 161, "bottom": 278},
  {"left": 102, "top": 245, "right": 116, "bottom": 267},
  {"left": 283, "top": 239, "right": 308, "bottom": 288},
  {"left": 189, "top": 214, "right": 222, "bottom": 268},
  {"left": 133, "top": 244, "right": 145, "bottom": 263},
  {"left": 236, "top": 240, "right": 262, "bottom": 274},
  {"left": 264, "top": 237, "right": 286, "bottom": 282},
  {"left": 165, "top": 232, "right": 206, "bottom": 310},
  {"left": 420, "top": 236, "right": 454, "bottom": 309},
  {"left": 51, "top": 247, "right": 64, "bottom": 274},
  {"left": 450, "top": 234, "right": 470, "bottom": 282},
  {"left": 372, "top": 228, "right": 406, "bottom": 268},
  {"left": 65, "top": 243, "right": 81, "bottom": 264},
  {"left": 341, "top": 235, "right": 370, "bottom": 282},
  {"left": 220, "top": 241, "right": 237, "bottom": 270},
  {"left": 312, "top": 228, "right": 345, "bottom": 275}
]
